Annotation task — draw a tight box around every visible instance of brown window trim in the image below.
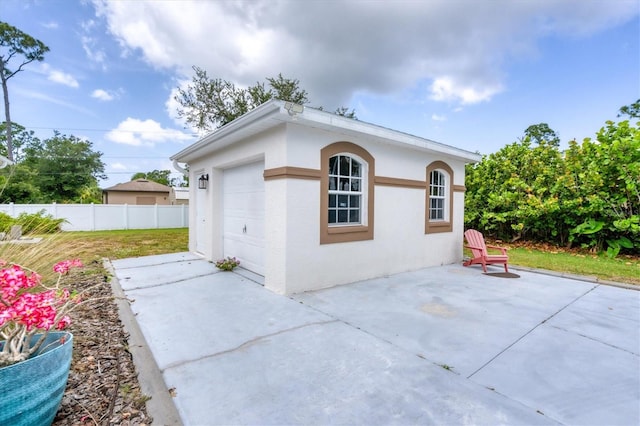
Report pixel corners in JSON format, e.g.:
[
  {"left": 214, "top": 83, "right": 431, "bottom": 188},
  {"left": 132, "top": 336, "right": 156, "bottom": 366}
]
[
  {"left": 320, "top": 142, "right": 375, "bottom": 244},
  {"left": 425, "top": 161, "right": 454, "bottom": 234}
]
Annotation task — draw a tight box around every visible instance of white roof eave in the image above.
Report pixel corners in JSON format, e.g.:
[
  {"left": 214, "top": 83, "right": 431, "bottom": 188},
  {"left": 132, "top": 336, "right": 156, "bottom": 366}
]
[{"left": 170, "top": 99, "right": 481, "bottom": 164}]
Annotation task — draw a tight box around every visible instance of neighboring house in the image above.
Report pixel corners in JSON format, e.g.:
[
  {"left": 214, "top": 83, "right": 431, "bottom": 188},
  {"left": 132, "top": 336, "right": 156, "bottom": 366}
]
[
  {"left": 171, "top": 99, "right": 481, "bottom": 295},
  {"left": 102, "top": 179, "right": 172, "bottom": 205},
  {"left": 170, "top": 187, "right": 190, "bottom": 205}
]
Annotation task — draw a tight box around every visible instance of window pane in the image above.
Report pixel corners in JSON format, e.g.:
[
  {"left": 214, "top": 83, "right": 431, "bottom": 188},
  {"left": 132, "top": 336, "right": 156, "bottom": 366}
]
[
  {"left": 350, "top": 195, "right": 359, "bottom": 208},
  {"left": 329, "top": 194, "right": 336, "bottom": 208},
  {"left": 338, "top": 177, "right": 348, "bottom": 191},
  {"left": 329, "top": 177, "right": 337, "bottom": 190},
  {"left": 351, "top": 160, "right": 361, "bottom": 177},
  {"left": 351, "top": 178, "right": 360, "bottom": 191},
  {"left": 349, "top": 209, "right": 360, "bottom": 223},
  {"left": 338, "top": 194, "right": 348, "bottom": 207},
  {"left": 329, "top": 156, "right": 338, "bottom": 174},
  {"left": 329, "top": 210, "right": 337, "bottom": 223},
  {"left": 338, "top": 210, "right": 348, "bottom": 222},
  {"left": 339, "top": 156, "right": 350, "bottom": 176}
]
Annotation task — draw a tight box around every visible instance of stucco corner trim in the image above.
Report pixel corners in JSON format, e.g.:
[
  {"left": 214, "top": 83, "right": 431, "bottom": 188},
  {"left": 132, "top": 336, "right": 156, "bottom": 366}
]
[{"left": 453, "top": 184, "right": 466, "bottom": 192}]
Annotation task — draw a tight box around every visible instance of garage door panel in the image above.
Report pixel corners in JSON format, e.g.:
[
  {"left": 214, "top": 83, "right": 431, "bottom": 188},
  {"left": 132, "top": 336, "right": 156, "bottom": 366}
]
[{"left": 223, "top": 161, "right": 265, "bottom": 276}]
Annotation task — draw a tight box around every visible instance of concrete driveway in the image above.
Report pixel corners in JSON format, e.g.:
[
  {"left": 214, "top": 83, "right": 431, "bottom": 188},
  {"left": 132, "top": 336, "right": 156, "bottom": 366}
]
[{"left": 109, "top": 253, "right": 639, "bottom": 426}]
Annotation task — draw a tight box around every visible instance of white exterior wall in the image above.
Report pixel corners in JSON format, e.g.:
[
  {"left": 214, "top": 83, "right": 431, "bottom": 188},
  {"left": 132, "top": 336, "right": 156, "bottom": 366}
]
[
  {"left": 186, "top": 121, "right": 469, "bottom": 294},
  {"left": 187, "top": 125, "right": 286, "bottom": 263},
  {"left": 276, "top": 124, "right": 467, "bottom": 294}
]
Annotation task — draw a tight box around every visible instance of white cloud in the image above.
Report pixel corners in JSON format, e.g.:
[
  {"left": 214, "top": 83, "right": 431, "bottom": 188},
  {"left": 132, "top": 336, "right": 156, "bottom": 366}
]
[
  {"left": 429, "top": 77, "right": 503, "bottom": 105},
  {"left": 93, "top": 0, "right": 638, "bottom": 109},
  {"left": 431, "top": 114, "right": 447, "bottom": 122},
  {"left": 81, "top": 19, "right": 108, "bottom": 67},
  {"left": 42, "top": 64, "right": 79, "bottom": 88},
  {"left": 42, "top": 21, "right": 59, "bottom": 29},
  {"left": 91, "top": 88, "right": 120, "bottom": 101},
  {"left": 15, "top": 87, "right": 97, "bottom": 117},
  {"left": 105, "top": 117, "right": 195, "bottom": 147},
  {"left": 111, "top": 162, "right": 127, "bottom": 170}
]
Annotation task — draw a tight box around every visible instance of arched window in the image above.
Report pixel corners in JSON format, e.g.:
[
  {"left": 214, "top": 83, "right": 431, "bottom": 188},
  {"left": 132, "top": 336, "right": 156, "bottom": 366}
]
[
  {"left": 425, "top": 161, "right": 453, "bottom": 234},
  {"left": 328, "top": 154, "right": 363, "bottom": 225},
  {"left": 429, "top": 170, "right": 447, "bottom": 221},
  {"left": 321, "top": 142, "right": 375, "bottom": 244}
]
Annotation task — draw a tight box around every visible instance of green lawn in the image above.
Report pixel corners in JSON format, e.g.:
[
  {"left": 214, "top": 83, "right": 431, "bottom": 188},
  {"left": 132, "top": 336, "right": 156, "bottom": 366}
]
[
  {"left": 0, "top": 228, "right": 189, "bottom": 282},
  {"left": 469, "top": 245, "right": 640, "bottom": 285},
  {"left": 509, "top": 247, "right": 639, "bottom": 285},
  {"left": 2, "top": 228, "right": 637, "bottom": 285}
]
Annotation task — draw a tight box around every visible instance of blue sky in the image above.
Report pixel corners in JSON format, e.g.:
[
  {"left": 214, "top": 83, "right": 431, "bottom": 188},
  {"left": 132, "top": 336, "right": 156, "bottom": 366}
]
[{"left": 3, "top": 0, "right": 639, "bottom": 187}]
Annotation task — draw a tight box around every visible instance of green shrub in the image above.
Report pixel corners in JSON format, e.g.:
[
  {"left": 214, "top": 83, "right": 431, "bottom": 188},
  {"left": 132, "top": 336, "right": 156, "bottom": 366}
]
[
  {"left": 11, "top": 210, "right": 66, "bottom": 234},
  {"left": 0, "top": 212, "right": 14, "bottom": 233}
]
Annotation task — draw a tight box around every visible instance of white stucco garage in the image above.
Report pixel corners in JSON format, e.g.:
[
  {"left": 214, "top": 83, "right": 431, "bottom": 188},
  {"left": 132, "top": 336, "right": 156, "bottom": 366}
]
[{"left": 171, "top": 99, "right": 481, "bottom": 294}]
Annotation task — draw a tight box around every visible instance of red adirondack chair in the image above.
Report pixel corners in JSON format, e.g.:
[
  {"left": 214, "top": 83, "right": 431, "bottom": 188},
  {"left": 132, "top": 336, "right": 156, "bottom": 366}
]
[{"left": 463, "top": 229, "right": 509, "bottom": 273}]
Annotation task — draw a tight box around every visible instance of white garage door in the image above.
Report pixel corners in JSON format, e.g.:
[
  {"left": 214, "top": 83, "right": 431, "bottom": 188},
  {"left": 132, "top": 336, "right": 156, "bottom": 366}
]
[{"left": 223, "top": 161, "right": 265, "bottom": 275}]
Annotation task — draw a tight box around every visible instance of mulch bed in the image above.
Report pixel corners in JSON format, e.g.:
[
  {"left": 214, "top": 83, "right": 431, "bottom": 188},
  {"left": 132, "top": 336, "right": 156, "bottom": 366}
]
[{"left": 53, "top": 260, "right": 151, "bottom": 425}]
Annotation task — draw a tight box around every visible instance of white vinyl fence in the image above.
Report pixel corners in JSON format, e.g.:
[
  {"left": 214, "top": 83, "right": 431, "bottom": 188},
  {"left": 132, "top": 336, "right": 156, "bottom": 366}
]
[{"left": 0, "top": 203, "right": 189, "bottom": 232}]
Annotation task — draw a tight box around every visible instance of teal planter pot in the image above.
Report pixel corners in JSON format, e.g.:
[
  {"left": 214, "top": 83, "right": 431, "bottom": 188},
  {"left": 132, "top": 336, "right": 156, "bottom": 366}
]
[{"left": 0, "top": 332, "right": 73, "bottom": 426}]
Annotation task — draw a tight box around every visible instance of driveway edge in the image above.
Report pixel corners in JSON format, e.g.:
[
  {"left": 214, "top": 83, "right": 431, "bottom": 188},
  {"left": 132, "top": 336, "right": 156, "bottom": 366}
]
[
  {"left": 103, "top": 259, "right": 183, "bottom": 426},
  {"left": 511, "top": 265, "right": 638, "bottom": 291}
]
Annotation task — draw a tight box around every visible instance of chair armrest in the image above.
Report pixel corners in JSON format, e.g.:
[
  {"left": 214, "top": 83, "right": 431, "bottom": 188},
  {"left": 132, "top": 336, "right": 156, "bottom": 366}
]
[
  {"left": 486, "top": 245, "right": 508, "bottom": 254},
  {"left": 464, "top": 245, "right": 484, "bottom": 250}
]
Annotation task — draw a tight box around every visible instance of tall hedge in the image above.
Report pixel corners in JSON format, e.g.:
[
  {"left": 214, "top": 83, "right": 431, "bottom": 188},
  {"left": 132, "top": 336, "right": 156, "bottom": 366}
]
[{"left": 465, "top": 114, "right": 639, "bottom": 257}]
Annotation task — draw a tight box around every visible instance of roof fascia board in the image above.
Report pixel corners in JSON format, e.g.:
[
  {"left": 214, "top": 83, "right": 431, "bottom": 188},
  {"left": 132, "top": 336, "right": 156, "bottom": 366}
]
[
  {"left": 171, "top": 99, "right": 481, "bottom": 164},
  {"left": 171, "top": 100, "right": 283, "bottom": 162}
]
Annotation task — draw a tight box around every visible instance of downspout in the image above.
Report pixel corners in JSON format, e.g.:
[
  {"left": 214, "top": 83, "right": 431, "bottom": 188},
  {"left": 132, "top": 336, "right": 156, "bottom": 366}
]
[{"left": 172, "top": 160, "right": 188, "bottom": 177}]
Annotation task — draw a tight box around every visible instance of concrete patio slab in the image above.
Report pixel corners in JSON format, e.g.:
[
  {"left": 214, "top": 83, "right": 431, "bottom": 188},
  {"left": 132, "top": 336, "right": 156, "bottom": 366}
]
[
  {"left": 470, "top": 324, "right": 639, "bottom": 426},
  {"left": 110, "top": 254, "right": 640, "bottom": 426},
  {"left": 123, "top": 273, "right": 330, "bottom": 371},
  {"left": 164, "top": 320, "right": 555, "bottom": 425},
  {"left": 292, "top": 266, "right": 598, "bottom": 378}
]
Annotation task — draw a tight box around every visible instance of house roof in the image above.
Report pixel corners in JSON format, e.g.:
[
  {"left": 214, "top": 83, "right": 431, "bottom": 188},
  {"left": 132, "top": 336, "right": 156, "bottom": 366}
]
[
  {"left": 172, "top": 187, "right": 190, "bottom": 200},
  {"left": 171, "top": 99, "right": 482, "bottom": 164},
  {"left": 103, "top": 179, "right": 171, "bottom": 193}
]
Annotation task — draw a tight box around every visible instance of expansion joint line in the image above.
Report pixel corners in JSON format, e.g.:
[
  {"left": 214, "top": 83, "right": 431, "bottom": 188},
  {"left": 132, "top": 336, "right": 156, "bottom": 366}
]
[{"left": 466, "top": 284, "right": 599, "bottom": 379}]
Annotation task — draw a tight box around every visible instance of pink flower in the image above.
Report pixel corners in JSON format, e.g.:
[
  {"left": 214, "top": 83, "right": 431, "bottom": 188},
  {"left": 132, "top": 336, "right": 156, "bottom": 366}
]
[
  {"left": 0, "top": 259, "right": 84, "bottom": 366},
  {"left": 56, "top": 315, "right": 71, "bottom": 330},
  {"left": 53, "top": 259, "right": 83, "bottom": 275}
]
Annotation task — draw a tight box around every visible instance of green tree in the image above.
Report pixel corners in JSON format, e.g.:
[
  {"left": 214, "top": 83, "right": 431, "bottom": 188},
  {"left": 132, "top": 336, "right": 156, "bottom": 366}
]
[
  {"left": 0, "top": 121, "right": 39, "bottom": 162},
  {"left": 0, "top": 22, "right": 49, "bottom": 162},
  {"left": 566, "top": 119, "right": 639, "bottom": 255},
  {"left": 174, "top": 67, "right": 311, "bottom": 131},
  {"left": 465, "top": 123, "right": 564, "bottom": 242},
  {"left": 0, "top": 164, "right": 41, "bottom": 203},
  {"left": 618, "top": 98, "right": 640, "bottom": 119},
  {"left": 334, "top": 107, "right": 357, "bottom": 119},
  {"left": 77, "top": 184, "right": 102, "bottom": 204},
  {"left": 131, "top": 169, "right": 173, "bottom": 186},
  {"left": 465, "top": 102, "right": 640, "bottom": 256},
  {"left": 23, "top": 132, "right": 106, "bottom": 202}
]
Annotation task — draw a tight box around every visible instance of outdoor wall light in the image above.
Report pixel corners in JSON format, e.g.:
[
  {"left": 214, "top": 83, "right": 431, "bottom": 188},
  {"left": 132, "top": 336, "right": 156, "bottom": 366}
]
[
  {"left": 198, "top": 174, "right": 209, "bottom": 189},
  {"left": 284, "top": 101, "right": 304, "bottom": 116}
]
